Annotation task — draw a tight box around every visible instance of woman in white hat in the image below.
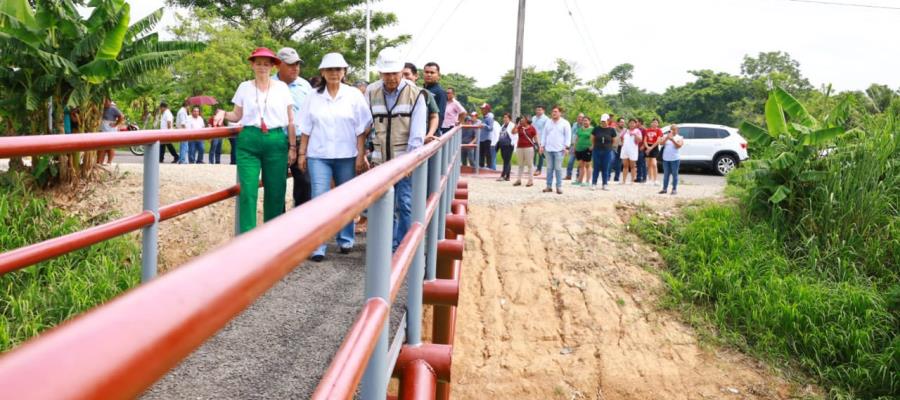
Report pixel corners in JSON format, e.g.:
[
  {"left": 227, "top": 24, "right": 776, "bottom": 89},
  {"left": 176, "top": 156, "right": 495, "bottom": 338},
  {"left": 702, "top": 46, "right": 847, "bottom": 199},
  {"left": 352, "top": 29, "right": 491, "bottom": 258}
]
[
  {"left": 213, "top": 47, "right": 296, "bottom": 233},
  {"left": 297, "top": 52, "right": 373, "bottom": 262}
]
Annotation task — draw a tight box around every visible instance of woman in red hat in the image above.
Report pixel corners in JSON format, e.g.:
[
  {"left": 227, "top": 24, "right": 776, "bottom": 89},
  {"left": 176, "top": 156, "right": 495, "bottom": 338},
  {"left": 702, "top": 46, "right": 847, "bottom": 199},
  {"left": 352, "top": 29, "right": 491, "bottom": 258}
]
[{"left": 213, "top": 47, "right": 296, "bottom": 233}]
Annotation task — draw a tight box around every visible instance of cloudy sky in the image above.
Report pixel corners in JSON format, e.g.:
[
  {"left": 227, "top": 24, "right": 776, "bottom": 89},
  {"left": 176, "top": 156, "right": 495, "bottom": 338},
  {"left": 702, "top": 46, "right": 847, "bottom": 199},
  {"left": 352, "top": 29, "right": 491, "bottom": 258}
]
[{"left": 132, "top": 0, "right": 899, "bottom": 93}]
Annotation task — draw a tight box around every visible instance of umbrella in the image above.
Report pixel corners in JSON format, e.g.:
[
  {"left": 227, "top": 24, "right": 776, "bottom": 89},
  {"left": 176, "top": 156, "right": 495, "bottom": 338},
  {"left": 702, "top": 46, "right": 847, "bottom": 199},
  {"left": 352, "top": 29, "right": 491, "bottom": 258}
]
[{"left": 187, "top": 96, "right": 218, "bottom": 106}]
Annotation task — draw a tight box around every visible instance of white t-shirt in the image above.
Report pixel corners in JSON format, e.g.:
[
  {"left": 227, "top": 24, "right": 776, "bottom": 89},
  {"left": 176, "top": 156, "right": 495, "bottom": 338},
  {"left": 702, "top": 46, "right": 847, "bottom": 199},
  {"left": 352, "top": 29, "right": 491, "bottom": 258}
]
[
  {"left": 186, "top": 115, "right": 206, "bottom": 130},
  {"left": 176, "top": 107, "right": 188, "bottom": 129},
  {"left": 231, "top": 79, "right": 293, "bottom": 131},
  {"left": 158, "top": 109, "right": 174, "bottom": 130},
  {"left": 299, "top": 83, "right": 373, "bottom": 159}
]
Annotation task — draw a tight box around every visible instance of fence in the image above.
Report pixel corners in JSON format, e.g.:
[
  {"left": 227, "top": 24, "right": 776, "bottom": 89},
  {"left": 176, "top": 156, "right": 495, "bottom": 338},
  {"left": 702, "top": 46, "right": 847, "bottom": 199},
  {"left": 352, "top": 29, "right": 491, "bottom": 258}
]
[{"left": 0, "top": 125, "right": 470, "bottom": 399}]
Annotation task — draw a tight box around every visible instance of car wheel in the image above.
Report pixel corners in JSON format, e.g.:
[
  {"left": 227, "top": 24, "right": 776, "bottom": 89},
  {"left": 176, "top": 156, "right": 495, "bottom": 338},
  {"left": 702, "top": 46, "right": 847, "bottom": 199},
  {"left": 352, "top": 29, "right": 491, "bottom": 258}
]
[{"left": 714, "top": 154, "right": 737, "bottom": 176}]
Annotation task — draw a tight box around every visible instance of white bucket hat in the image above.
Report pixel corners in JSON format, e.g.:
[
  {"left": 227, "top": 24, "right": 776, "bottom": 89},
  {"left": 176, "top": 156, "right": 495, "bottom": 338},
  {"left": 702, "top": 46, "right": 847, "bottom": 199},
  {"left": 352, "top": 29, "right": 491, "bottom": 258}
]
[
  {"left": 376, "top": 47, "right": 404, "bottom": 73},
  {"left": 318, "top": 52, "right": 349, "bottom": 69}
]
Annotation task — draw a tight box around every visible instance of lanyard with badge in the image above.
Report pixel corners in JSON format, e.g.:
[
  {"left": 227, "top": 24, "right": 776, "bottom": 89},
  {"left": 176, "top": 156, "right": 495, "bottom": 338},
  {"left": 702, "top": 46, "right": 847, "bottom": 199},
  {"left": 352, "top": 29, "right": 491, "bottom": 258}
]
[{"left": 256, "top": 81, "right": 270, "bottom": 134}]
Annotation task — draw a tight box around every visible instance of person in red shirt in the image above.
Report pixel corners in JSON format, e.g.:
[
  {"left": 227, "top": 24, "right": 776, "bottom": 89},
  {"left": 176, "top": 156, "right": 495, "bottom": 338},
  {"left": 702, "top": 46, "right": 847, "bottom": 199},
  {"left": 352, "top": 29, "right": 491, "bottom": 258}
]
[
  {"left": 513, "top": 116, "right": 539, "bottom": 187},
  {"left": 643, "top": 118, "right": 664, "bottom": 184}
]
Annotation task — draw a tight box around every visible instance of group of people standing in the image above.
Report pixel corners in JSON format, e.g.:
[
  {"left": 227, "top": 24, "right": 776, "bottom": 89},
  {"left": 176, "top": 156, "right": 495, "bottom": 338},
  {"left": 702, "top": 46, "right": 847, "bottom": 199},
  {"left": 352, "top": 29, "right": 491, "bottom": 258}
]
[
  {"left": 156, "top": 101, "right": 229, "bottom": 165},
  {"left": 209, "top": 46, "right": 455, "bottom": 262},
  {"left": 474, "top": 106, "right": 685, "bottom": 194}
]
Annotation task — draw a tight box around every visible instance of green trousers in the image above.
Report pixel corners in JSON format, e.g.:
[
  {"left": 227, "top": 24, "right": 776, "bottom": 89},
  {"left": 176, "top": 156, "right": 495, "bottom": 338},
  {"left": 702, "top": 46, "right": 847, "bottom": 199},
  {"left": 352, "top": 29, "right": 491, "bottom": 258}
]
[{"left": 236, "top": 125, "right": 288, "bottom": 233}]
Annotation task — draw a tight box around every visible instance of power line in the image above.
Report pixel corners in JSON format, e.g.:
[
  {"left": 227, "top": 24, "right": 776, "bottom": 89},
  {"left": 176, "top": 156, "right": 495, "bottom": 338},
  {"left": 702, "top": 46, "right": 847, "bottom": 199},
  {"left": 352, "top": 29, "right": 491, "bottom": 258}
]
[
  {"left": 403, "top": 2, "right": 448, "bottom": 59},
  {"left": 560, "top": 0, "right": 603, "bottom": 76},
  {"left": 411, "top": 0, "right": 468, "bottom": 62},
  {"left": 784, "top": 0, "right": 900, "bottom": 10},
  {"left": 571, "top": 0, "right": 606, "bottom": 75}
]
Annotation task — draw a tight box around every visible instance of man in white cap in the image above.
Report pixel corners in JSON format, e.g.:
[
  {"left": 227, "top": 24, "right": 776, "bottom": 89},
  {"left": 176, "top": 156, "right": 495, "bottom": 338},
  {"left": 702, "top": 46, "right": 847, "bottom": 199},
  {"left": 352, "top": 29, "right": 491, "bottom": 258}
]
[
  {"left": 274, "top": 47, "right": 313, "bottom": 208},
  {"left": 366, "top": 47, "right": 428, "bottom": 251}
]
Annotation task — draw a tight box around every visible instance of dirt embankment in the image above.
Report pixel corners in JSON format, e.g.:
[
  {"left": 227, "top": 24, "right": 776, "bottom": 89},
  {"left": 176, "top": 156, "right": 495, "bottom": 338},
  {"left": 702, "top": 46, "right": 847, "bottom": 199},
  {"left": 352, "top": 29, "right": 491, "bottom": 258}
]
[{"left": 452, "top": 177, "right": 810, "bottom": 399}]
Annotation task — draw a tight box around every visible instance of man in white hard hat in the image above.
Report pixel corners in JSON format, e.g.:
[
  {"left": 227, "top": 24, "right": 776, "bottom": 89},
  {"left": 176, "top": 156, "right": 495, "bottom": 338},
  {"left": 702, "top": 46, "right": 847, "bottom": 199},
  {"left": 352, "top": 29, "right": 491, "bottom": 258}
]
[
  {"left": 366, "top": 47, "right": 428, "bottom": 251},
  {"left": 274, "top": 47, "right": 313, "bottom": 208}
]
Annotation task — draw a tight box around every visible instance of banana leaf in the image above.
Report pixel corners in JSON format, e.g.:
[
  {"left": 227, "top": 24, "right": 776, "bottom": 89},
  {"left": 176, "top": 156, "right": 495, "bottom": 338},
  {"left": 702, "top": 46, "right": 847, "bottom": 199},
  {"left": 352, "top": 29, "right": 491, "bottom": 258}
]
[{"left": 765, "top": 92, "right": 788, "bottom": 137}]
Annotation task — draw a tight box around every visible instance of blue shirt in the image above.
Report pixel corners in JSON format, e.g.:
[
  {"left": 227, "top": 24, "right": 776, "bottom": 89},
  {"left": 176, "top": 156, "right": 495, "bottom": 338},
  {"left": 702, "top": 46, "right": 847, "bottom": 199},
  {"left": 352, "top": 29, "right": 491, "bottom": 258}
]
[
  {"left": 272, "top": 73, "right": 312, "bottom": 136},
  {"left": 425, "top": 83, "right": 448, "bottom": 131},
  {"left": 532, "top": 114, "right": 550, "bottom": 136},
  {"left": 479, "top": 112, "right": 494, "bottom": 142}
]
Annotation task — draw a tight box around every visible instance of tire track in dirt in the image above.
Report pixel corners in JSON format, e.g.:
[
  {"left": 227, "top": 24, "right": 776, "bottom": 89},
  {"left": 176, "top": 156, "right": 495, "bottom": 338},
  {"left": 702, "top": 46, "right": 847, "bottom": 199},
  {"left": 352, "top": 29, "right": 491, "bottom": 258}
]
[{"left": 453, "top": 179, "right": 803, "bottom": 400}]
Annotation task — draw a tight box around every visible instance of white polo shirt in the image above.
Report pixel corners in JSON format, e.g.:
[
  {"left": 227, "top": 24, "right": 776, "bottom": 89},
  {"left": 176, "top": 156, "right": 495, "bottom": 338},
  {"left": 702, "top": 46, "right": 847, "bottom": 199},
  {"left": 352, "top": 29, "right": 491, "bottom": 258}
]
[
  {"left": 299, "top": 83, "right": 373, "bottom": 159},
  {"left": 231, "top": 79, "right": 293, "bottom": 131}
]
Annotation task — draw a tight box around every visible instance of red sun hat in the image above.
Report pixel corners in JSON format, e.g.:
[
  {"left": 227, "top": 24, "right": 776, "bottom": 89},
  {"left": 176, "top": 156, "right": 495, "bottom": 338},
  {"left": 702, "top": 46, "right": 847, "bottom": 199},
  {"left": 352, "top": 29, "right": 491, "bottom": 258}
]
[
  {"left": 480, "top": 103, "right": 492, "bottom": 112},
  {"left": 247, "top": 47, "right": 281, "bottom": 65}
]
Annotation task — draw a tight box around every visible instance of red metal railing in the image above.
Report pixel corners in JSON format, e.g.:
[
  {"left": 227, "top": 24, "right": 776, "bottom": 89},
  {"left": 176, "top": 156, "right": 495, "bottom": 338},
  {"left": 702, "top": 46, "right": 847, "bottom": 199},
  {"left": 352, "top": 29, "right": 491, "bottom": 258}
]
[{"left": 0, "top": 126, "right": 467, "bottom": 399}]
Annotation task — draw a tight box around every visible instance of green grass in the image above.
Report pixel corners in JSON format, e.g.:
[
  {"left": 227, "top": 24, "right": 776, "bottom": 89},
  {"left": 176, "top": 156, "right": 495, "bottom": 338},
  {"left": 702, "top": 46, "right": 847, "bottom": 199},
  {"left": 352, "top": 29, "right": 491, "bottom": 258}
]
[
  {"left": 632, "top": 203, "right": 897, "bottom": 399},
  {"left": 0, "top": 172, "right": 140, "bottom": 351}
]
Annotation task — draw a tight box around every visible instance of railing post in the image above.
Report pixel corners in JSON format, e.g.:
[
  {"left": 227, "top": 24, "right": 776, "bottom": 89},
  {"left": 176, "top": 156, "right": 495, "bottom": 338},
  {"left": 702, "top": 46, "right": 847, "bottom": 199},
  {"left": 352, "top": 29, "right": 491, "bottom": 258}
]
[
  {"left": 438, "top": 139, "right": 449, "bottom": 241},
  {"left": 361, "top": 187, "right": 394, "bottom": 400},
  {"left": 474, "top": 132, "right": 480, "bottom": 175},
  {"left": 425, "top": 148, "right": 441, "bottom": 281},
  {"left": 141, "top": 141, "right": 160, "bottom": 282},
  {"left": 406, "top": 161, "right": 428, "bottom": 345},
  {"left": 234, "top": 166, "right": 240, "bottom": 236}
]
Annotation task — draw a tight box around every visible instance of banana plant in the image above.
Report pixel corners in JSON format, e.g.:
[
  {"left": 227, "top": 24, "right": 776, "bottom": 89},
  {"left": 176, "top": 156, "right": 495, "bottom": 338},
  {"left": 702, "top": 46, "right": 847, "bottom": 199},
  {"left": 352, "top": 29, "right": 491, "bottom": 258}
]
[
  {"left": 0, "top": 0, "right": 203, "bottom": 183},
  {"left": 738, "top": 87, "right": 849, "bottom": 212}
]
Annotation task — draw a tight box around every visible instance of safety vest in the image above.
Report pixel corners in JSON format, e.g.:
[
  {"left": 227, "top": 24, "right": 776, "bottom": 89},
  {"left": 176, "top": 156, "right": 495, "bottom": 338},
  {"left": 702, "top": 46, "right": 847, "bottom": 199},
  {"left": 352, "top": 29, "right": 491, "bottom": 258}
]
[{"left": 369, "top": 82, "right": 425, "bottom": 164}]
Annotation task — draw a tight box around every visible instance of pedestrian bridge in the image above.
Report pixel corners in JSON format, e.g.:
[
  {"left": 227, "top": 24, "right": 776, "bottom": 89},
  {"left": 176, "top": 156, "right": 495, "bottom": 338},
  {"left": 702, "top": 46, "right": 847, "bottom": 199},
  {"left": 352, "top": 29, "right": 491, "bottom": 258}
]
[{"left": 0, "top": 126, "right": 472, "bottom": 399}]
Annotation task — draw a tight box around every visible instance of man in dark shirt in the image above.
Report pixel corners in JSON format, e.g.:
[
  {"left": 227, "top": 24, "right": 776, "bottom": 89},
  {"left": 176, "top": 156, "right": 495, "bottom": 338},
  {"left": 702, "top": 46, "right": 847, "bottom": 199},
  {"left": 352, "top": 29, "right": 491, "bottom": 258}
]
[
  {"left": 591, "top": 114, "right": 618, "bottom": 190},
  {"left": 422, "top": 62, "right": 447, "bottom": 139}
]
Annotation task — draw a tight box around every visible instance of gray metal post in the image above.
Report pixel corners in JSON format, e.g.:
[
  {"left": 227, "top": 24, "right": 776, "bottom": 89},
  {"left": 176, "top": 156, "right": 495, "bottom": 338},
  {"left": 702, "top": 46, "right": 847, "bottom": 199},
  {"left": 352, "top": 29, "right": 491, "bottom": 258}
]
[
  {"left": 234, "top": 165, "right": 241, "bottom": 236},
  {"left": 406, "top": 162, "right": 428, "bottom": 345},
  {"left": 474, "top": 131, "right": 480, "bottom": 175},
  {"left": 141, "top": 141, "right": 160, "bottom": 283},
  {"left": 438, "top": 139, "right": 449, "bottom": 240},
  {"left": 361, "top": 188, "right": 394, "bottom": 400},
  {"left": 425, "top": 148, "right": 441, "bottom": 281}
]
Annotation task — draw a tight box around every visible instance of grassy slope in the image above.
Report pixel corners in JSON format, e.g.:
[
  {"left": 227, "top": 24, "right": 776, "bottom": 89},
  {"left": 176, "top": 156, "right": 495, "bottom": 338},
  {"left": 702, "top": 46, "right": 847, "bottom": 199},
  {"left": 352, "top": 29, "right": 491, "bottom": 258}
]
[{"left": 0, "top": 173, "right": 140, "bottom": 351}]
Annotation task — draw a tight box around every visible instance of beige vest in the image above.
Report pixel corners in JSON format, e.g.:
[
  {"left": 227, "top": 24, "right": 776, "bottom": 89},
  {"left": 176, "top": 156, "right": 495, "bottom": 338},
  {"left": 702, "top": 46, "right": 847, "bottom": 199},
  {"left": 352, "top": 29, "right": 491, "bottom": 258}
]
[{"left": 369, "top": 82, "right": 425, "bottom": 164}]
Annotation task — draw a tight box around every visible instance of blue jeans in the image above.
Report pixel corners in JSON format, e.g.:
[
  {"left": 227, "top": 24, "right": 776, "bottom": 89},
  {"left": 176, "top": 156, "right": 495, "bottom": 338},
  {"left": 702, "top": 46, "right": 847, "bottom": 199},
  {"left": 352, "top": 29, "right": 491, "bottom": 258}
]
[
  {"left": 461, "top": 148, "right": 476, "bottom": 167},
  {"left": 393, "top": 176, "right": 412, "bottom": 250},
  {"left": 178, "top": 142, "right": 190, "bottom": 164},
  {"left": 489, "top": 145, "right": 497, "bottom": 170},
  {"left": 612, "top": 148, "right": 622, "bottom": 181},
  {"left": 662, "top": 160, "right": 681, "bottom": 192},
  {"left": 636, "top": 151, "right": 647, "bottom": 181},
  {"left": 190, "top": 140, "right": 205, "bottom": 163},
  {"left": 208, "top": 138, "right": 223, "bottom": 164},
  {"left": 228, "top": 137, "right": 237, "bottom": 164},
  {"left": 309, "top": 157, "right": 357, "bottom": 256},
  {"left": 566, "top": 151, "right": 577, "bottom": 177},
  {"left": 535, "top": 152, "right": 544, "bottom": 172},
  {"left": 592, "top": 148, "right": 613, "bottom": 186},
  {"left": 545, "top": 151, "right": 563, "bottom": 189}
]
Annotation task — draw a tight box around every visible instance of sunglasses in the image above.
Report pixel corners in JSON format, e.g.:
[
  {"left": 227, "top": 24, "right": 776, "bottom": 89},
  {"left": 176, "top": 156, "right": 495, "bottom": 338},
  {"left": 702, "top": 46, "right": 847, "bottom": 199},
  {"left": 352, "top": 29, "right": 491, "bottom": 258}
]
[{"left": 322, "top": 67, "right": 343, "bottom": 72}]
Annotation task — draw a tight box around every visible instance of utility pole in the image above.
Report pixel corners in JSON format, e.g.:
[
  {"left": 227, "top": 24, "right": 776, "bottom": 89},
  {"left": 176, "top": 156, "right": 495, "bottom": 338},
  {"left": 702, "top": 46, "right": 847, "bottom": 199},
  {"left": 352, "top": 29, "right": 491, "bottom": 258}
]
[
  {"left": 512, "top": 0, "right": 526, "bottom": 122},
  {"left": 365, "top": 0, "right": 371, "bottom": 81}
]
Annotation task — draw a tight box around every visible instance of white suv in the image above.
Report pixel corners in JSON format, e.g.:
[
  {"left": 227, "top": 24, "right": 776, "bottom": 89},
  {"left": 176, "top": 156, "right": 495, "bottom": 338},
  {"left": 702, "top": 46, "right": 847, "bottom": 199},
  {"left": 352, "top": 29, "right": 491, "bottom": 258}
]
[{"left": 660, "top": 123, "right": 749, "bottom": 175}]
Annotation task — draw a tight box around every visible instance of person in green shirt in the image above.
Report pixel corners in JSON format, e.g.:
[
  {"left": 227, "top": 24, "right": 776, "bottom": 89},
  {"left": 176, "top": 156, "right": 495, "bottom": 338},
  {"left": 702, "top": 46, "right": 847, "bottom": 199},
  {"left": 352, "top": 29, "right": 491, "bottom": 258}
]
[{"left": 573, "top": 115, "right": 594, "bottom": 186}]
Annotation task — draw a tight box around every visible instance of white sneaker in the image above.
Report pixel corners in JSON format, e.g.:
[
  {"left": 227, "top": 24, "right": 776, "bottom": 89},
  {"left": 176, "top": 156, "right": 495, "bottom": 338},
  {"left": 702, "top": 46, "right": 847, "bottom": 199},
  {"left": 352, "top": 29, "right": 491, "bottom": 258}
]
[
  {"left": 590, "top": 184, "right": 597, "bottom": 191},
  {"left": 602, "top": 184, "right": 609, "bottom": 191}
]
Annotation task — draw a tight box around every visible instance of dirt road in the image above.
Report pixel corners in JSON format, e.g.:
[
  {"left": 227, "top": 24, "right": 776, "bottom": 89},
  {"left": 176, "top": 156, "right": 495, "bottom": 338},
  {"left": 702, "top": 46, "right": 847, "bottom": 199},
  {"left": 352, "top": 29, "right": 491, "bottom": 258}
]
[{"left": 452, "top": 176, "right": 800, "bottom": 399}]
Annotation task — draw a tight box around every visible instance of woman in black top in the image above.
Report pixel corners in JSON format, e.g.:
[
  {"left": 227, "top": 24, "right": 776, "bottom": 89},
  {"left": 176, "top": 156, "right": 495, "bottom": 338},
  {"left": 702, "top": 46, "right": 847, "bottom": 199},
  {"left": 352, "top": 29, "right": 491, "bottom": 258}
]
[
  {"left": 496, "top": 113, "right": 516, "bottom": 181},
  {"left": 591, "top": 114, "right": 617, "bottom": 190}
]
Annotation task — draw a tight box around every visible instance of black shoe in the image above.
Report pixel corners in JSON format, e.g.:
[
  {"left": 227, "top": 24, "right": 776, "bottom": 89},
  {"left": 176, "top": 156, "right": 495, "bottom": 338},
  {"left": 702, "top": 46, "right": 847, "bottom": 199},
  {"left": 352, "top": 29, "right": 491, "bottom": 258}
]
[
  {"left": 658, "top": 190, "right": 667, "bottom": 194},
  {"left": 171, "top": 157, "right": 180, "bottom": 164},
  {"left": 311, "top": 254, "right": 325, "bottom": 262},
  {"left": 339, "top": 246, "right": 352, "bottom": 254}
]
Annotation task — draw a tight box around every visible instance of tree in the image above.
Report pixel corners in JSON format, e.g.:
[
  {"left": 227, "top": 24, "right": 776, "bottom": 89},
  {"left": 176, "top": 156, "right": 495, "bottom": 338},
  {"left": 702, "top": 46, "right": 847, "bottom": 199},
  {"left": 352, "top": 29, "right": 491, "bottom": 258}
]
[
  {"left": 864, "top": 83, "right": 896, "bottom": 114},
  {"left": 657, "top": 70, "right": 752, "bottom": 126},
  {"left": 741, "top": 51, "right": 813, "bottom": 95},
  {"left": 0, "top": 0, "right": 202, "bottom": 182},
  {"left": 168, "top": 0, "right": 410, "bottom": 73}
]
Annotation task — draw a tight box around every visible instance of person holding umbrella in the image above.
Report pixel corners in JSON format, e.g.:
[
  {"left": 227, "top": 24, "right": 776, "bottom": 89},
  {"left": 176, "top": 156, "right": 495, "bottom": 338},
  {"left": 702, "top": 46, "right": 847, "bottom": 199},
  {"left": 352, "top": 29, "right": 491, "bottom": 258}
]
[{"left": 213, "top": 47, "right": 296, "bottom": 233}]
